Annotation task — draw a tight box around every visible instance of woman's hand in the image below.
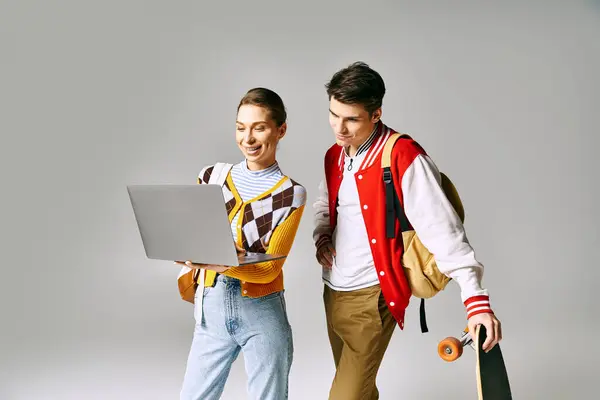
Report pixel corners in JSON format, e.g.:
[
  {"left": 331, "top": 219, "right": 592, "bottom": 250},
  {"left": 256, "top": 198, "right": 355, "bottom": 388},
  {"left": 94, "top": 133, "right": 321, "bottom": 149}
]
[
  {"left": 174, "top": 261, "right": 231, "bottom": 273},
  {"left": 235, "top": 242, "right": 247, "bottom": 256},
  {"left": 174, "top": 241, "right": 246, "bottom": 272}
]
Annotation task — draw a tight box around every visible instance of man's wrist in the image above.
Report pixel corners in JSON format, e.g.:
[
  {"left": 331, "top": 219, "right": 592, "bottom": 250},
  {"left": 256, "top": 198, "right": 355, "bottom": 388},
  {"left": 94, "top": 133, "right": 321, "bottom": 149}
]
[
  {"left": 315, "top": 234, "right": 332, "bottom": 249},
  {"left": 464, "top": 295, "right": 493, "bottom": 319}
]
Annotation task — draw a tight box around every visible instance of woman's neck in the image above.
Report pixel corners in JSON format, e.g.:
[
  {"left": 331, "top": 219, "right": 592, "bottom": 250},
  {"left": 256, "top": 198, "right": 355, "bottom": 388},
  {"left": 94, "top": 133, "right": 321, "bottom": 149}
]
[{"left": 246, "top": 157, "right": 276, "bottom": 171}]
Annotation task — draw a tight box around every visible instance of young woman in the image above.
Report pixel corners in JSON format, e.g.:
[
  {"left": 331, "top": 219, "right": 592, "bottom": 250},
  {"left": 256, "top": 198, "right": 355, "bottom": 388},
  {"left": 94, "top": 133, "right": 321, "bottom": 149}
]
[{"left": 176, "top": 88, "right": 306, "bottom": 400}]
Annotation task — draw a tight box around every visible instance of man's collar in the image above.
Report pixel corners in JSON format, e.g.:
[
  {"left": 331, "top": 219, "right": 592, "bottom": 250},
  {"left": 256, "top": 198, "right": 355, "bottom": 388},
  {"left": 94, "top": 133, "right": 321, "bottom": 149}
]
[{"left": 343, "top": 121, "right": 381, "bottom": 157}]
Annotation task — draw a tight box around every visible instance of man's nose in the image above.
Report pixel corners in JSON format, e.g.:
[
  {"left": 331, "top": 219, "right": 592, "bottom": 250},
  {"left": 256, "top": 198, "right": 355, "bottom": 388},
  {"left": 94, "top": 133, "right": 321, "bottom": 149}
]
[{"left": 332, "top": 121, "right": 344, "bottom": 133}]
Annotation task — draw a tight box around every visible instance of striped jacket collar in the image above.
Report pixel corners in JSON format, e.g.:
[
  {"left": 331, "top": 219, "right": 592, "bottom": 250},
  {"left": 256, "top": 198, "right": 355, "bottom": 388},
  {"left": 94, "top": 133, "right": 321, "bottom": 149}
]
[
  {"left": 337, "top": 121, "right": 392, "bottom": 172},
  {"left": 342, "top": 124, "right": 379, "bottom": 158}
]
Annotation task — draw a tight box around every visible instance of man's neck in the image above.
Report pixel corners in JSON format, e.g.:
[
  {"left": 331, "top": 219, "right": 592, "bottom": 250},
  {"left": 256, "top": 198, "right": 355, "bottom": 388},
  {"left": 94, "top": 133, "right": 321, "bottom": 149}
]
[{"left": 345, "top": 123, "right": 378, "bottom": 157}]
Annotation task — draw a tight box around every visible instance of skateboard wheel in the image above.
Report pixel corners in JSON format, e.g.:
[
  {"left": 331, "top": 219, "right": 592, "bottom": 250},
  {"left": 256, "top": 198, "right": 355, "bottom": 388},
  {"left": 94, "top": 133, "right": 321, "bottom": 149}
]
[{"left": 438, "top": 337, "right": 463, "bottom": 362}]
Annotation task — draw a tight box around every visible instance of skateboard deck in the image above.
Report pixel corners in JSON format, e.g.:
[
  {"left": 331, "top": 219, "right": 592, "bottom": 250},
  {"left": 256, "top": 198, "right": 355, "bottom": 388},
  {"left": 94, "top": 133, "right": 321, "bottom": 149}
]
[
  {"left": 438, "top": 325, "right": 512, "bottom": 400},
  {"left": 475, "top": 324, "right": 512, "bottom": 399}
]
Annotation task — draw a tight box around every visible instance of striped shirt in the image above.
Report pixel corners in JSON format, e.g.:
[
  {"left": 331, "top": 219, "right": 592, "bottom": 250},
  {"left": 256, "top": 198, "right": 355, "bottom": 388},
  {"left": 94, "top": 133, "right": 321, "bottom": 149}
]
[{"left": 230, "top": 160, "right": 284, "bottom": 241}]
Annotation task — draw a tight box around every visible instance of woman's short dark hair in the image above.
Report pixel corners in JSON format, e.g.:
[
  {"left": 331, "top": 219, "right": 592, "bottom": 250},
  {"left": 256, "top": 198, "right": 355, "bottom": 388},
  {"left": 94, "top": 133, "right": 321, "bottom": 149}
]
[
  {"left": 237, "top": 88, "right": 287, "bottom": 127},
  {"left": 325, "top": 61, "right": 386, "bottom": 115}
]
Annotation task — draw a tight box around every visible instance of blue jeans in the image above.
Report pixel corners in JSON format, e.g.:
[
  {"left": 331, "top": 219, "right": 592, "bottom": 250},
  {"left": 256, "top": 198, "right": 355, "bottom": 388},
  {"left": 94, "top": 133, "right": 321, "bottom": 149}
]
[{"left": 180, "top": 274, "right": 293, "bottom": 400}]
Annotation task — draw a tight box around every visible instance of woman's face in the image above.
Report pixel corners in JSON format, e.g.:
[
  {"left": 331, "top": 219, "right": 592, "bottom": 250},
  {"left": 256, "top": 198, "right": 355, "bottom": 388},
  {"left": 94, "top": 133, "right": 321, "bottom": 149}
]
[{"left": 236, "top": 104, "right": 286, "bottom": 169}]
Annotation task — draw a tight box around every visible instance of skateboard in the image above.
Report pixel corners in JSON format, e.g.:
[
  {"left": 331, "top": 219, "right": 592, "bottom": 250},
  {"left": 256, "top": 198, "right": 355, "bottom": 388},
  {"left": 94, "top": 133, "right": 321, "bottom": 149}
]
[{"left": 438, "top": 325, "right": 512, "bottom": 400}]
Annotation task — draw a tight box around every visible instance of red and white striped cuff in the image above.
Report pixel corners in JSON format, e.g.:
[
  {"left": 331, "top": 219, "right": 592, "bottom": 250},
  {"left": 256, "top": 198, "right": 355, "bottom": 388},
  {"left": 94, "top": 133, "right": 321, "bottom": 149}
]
[
  {"left": 315, "top": 234, "right": 332, "bottom": 249},
  {"left": 464, "top": 295, "right": 493, "bottom": 319}
]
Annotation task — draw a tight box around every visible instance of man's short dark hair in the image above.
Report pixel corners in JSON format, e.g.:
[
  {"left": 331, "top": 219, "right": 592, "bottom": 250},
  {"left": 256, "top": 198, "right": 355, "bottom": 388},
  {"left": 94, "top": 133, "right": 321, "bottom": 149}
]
[{"left": 325, "top": 61, "right": 386, "bottom": 115}]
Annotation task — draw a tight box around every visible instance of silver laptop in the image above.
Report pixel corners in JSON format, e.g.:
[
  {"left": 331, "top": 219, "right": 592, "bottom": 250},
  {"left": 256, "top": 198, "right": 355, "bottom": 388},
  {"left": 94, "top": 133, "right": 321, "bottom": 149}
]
[{"left": 127, "top": 184, "right": 286, "bottom": 266}]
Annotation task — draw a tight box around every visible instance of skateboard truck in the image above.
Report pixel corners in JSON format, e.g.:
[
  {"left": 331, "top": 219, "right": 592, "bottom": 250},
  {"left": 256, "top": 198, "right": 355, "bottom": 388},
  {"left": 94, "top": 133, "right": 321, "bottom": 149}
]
[
  {"left": 438, "top": 325, "right": 513, "bottom": 399},
  {"left": 438, "top": 326, "right": 475, "bottom": 362}
]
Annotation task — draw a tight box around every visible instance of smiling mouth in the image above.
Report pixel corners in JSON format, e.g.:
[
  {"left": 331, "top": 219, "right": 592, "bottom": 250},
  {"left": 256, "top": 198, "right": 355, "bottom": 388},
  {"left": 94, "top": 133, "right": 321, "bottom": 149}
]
[{"left": 245, "top": 145, "right": 262, "bottom": 155}]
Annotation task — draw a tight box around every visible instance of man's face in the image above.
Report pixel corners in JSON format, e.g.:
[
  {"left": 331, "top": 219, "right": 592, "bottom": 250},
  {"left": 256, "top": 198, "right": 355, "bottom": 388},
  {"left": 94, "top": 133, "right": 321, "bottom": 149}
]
[{"left": 328, "top": 97, "right": 381, "bottom": 151}]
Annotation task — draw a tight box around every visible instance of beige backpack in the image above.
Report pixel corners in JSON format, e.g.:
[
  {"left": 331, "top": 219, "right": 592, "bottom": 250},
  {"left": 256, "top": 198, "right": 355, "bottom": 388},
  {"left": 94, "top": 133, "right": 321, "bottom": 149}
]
[{"left": 381, "top": 133, "right": 465, "bottom": 332}]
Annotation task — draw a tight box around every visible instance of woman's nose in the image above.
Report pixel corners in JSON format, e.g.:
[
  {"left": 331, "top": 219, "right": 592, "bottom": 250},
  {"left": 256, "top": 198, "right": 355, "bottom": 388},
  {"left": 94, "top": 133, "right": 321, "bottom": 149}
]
[{"left": 244, "top": 131, "right": 255, "bottom": 144}]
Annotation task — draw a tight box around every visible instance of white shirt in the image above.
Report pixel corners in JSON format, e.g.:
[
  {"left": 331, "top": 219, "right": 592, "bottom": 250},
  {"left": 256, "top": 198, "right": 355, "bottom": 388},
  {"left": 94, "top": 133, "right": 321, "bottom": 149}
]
[
  {"left": 324, "top": 148, "right": 380, "bottom": 290},
  {"left": 322, "top": 128, "right": 381, "bottom": 291}
]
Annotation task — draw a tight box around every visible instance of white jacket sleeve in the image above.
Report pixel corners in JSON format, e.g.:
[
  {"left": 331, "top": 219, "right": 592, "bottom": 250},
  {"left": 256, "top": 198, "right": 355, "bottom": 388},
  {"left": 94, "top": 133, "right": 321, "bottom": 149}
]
[
  {"left": 401, "top": 154, "right": 493, "bottom": 318},
  {"left": 313, "top": 173, "right": 333, "bottom": 248}
]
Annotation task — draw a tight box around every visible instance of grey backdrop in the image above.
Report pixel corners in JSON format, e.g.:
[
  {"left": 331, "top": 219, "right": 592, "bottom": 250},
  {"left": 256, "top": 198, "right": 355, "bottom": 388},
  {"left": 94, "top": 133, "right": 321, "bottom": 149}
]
[{"left": 1, "top": 1, "right": 598, "bottom": 399}]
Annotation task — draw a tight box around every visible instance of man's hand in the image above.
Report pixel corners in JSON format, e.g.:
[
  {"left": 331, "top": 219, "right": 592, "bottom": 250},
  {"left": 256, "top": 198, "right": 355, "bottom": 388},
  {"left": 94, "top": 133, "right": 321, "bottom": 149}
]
[
  {"left": 468, "top": 312, "right": 502, "bottom": 352},
  {"left": 316, "top": 240, "right": 336, "bottom": 269}
]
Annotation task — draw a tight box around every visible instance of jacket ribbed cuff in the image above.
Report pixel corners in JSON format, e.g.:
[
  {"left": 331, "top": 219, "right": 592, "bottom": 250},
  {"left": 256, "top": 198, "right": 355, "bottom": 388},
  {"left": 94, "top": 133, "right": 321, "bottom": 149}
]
[
  {"left": 464, "top": 295, "right": 493, "bottom": 319},
  {"left": 315, "top": 234, "right": 332, "bottom": 249}
]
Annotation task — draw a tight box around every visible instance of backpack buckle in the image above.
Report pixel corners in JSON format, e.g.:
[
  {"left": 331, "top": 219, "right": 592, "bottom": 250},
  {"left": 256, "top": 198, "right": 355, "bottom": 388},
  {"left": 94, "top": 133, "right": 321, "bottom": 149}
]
[{"left": 383, "top": 168, "right": 392, "bottom": 184}]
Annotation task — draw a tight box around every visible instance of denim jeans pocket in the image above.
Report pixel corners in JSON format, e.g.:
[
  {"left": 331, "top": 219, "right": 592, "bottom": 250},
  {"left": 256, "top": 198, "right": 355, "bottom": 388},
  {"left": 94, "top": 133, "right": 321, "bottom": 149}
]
[
  {"left": 258, "top": 290, "right": 291, "bottom": 327},
  {"left": 279, "top": 291, "right": 291, "bottom": 327},
  {"left": 193, "top": 286, "right": 211, "bottom": 323},
  {"left": 258, "top": 290, "right": 282, "bottom": 301}
]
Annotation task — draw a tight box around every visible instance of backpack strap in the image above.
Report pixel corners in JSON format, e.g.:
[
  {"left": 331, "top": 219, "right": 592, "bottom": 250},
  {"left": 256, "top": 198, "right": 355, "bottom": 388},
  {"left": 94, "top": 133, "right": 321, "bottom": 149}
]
[
  {"left": 381, "top": 133, "right": 410, "bottom": 238},
  {"left": 381, "top": 133, "right": 429, "bottom": 334}
]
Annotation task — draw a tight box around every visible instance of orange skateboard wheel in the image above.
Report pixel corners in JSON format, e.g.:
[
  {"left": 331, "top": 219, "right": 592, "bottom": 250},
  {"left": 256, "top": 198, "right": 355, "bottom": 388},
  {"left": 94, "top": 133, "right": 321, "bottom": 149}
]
[{"left": 438, "top": 337, "right": 463, "bottom": 362}]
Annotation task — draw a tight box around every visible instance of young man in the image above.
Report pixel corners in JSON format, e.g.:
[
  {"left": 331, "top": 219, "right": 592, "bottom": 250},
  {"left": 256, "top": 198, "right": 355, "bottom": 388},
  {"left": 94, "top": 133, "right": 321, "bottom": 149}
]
[{"left": 313, "top": 62, "right": 502, "bottom": 400}]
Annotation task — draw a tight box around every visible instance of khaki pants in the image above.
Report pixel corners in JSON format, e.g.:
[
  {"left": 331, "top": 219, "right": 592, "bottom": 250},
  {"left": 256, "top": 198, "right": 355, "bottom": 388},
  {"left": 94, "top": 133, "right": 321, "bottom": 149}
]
[{"left": 323, "top": 284, "right": 397, "bottom": 400}]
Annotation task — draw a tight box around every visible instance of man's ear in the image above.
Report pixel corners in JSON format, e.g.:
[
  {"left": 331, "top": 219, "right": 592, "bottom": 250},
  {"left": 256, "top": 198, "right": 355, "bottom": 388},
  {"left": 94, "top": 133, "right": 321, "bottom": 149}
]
[{"left": 371, "top": 108, "right": 382, "bottom": 123}]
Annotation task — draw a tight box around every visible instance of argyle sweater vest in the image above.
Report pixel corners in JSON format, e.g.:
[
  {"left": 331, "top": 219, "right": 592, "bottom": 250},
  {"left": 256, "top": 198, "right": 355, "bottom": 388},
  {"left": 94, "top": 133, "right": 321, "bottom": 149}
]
[{"left": 198, "top": 163, "right": 307, "bottom": 297}]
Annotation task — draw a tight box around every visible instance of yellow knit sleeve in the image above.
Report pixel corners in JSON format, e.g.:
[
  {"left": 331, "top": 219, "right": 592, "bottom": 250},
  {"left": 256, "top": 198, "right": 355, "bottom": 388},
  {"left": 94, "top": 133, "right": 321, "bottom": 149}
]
[{"left": 222, "top": 204, "right": 305, "bottom": 284}]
